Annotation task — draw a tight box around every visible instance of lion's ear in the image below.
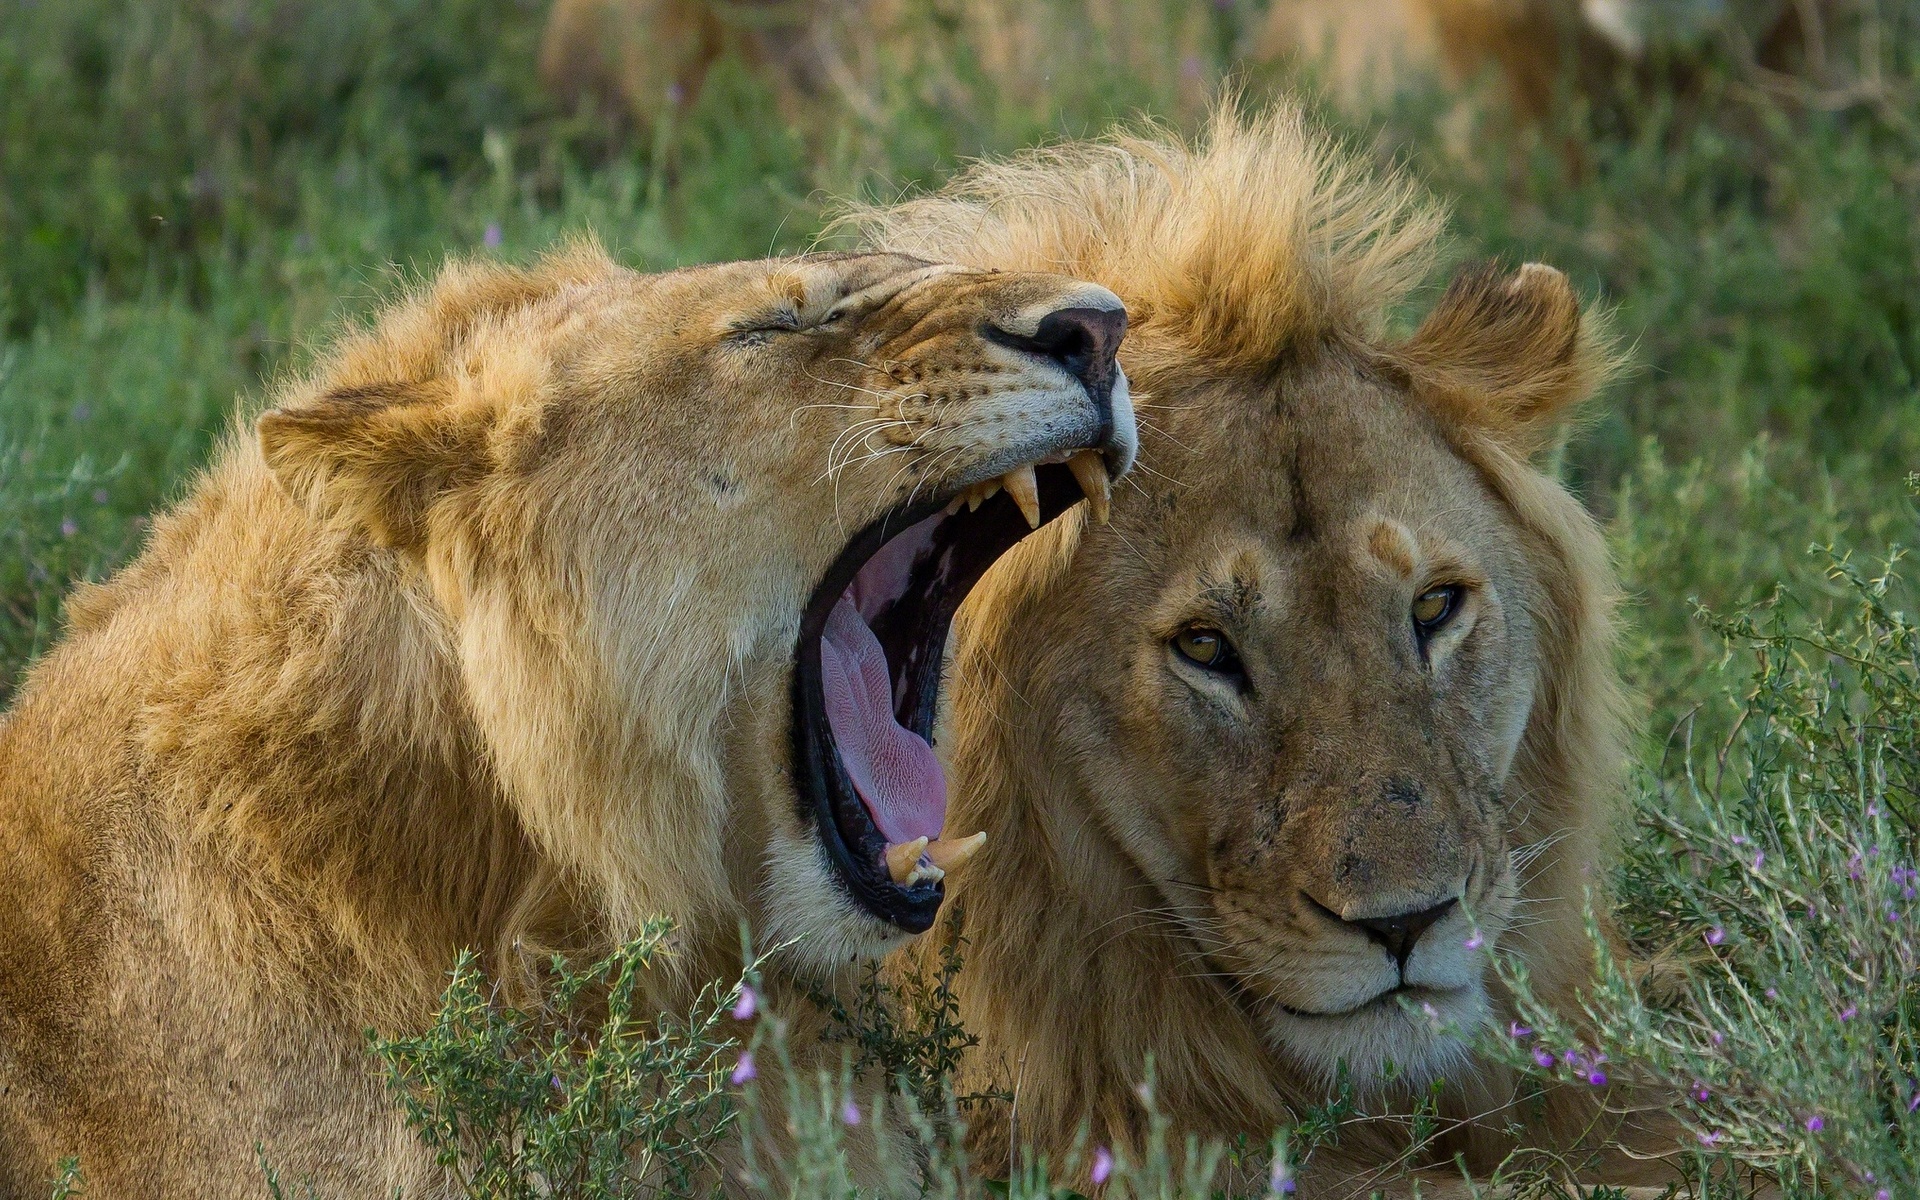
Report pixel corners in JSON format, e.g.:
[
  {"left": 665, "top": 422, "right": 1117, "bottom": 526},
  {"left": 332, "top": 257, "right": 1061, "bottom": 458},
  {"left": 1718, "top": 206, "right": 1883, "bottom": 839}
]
[
  {"left": 257, "top": 379, "right": 490, "bottom": 549},
  {"left": 1402, "top": 261, "right": 1614, "bottom": 459}
]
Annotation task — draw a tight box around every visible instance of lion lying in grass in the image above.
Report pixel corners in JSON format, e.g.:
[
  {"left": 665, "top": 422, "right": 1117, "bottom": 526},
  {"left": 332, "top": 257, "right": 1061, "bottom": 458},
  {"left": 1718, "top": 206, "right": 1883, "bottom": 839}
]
[
  {"left": 861, "top": 108, "right": 1679, "bottom": 1194},
  {"left": 0, "top": 246, "right": 1132, "bottom": 1195}
]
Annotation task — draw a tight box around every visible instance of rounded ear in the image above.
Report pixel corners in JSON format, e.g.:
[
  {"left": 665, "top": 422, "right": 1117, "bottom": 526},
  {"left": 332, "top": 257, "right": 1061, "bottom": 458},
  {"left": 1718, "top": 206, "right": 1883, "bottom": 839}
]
[
  {"left": 1400, "top": 261, "right": 1618, "bottom": 459},
  {"left": 257, "top": 379, "right": 488, "bottom": 550}
]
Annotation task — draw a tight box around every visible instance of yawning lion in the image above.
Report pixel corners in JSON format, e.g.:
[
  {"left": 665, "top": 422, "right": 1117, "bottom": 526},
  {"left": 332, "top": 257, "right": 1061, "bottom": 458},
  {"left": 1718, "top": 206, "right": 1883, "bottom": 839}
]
[{"left": 0, "top": 245, "right": 1131, "bottom": 1195}]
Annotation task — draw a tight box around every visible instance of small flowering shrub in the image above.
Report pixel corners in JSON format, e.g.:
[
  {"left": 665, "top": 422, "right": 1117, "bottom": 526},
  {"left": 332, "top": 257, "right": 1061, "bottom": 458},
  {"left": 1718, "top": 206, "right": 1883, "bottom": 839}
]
[
  {"left": 808, "top": 917, "right": 1008, "bottom": 1125},
  {"left": 368, "top": 920, "right": 744, "bottom": 1199},
  {"left": 1495, "top": 545, "right": 1920, "bottom": 1198}
]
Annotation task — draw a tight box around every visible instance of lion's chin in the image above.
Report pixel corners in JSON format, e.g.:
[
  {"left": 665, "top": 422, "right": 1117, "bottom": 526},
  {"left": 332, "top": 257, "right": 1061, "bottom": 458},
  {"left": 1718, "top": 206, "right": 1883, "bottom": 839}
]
[
  {"left": 758, "top": 834, "right": 920, "bottom": 980},
  {"left": 1261, "top": 982, "right": 1489, "bottom": 1095}
]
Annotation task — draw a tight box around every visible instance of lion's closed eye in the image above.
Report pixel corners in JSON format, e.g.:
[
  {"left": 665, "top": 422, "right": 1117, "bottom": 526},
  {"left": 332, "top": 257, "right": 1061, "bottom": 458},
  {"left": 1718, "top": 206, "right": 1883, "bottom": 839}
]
[{"left": 729, "top": 305, "right": 804, "bottom": 339}]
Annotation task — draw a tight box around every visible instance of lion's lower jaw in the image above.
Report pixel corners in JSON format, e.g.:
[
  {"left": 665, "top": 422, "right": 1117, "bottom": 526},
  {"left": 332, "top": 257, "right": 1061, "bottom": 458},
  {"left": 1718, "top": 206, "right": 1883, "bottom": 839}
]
[
  {"left": 759, "top": 836, "right": 919, "bottom": 980},
  {"left": 1260, "top": 982, "right": 1489, "bottom": 1096}
]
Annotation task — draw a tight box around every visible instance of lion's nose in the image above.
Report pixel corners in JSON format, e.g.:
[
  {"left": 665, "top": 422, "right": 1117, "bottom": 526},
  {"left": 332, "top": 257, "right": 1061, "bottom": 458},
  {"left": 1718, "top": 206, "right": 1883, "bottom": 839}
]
[
  {"left": 990, "top": 304, "right": 1126, "bottom": 403},
  {"left": 1349, "top": 898, "right": 1458, "bottom": 971}
]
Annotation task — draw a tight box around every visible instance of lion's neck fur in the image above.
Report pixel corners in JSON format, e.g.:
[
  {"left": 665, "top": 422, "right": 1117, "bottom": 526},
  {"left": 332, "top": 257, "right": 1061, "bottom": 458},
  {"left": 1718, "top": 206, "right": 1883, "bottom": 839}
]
[{"left": 28, "top": 435, "right": 740, "bottom": 1030}]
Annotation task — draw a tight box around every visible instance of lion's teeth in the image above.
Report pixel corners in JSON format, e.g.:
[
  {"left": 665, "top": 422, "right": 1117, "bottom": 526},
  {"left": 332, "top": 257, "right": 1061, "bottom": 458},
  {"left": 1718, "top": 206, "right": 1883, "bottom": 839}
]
[
  {"left": 925, "top": 831, "right": 987, "bottom": 873},
  {"left": 905, "top": 862, "right": 945, "bottom": 886},
  {"left": 885, "top": 837, "right": 929, "bottom": 885},
  {"left": 1067, "top": 451, "right": 1111, "bottom": 524},
  {"left": 966, "top": 478, "right": 1002, "bottom": 513},
  {"left": 944, "top": 494, "right": 965, "bottom": 516},
  {"left": 1004, "top": 465, "right": 1041, "bottom": 528}
]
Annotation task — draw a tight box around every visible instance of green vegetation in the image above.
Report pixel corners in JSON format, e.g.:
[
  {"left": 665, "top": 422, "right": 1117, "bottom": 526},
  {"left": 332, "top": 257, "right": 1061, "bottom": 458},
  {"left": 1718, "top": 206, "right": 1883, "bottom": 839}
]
[{"left": 6, "top": 0, "right": 1920, "bottom": 1195}]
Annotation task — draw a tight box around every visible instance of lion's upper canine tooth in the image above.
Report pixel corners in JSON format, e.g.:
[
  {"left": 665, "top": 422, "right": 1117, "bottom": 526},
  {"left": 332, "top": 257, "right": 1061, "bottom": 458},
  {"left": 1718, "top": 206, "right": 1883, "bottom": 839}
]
[
  {"left": 886, "top": 837, "right": 930, "bottom": 885},
  {"left": 1004, "top": 464, "right": 1041, "bottom": 529},
  {"left": 925, "top": 831, "right": 987, "bottom": 873},
  {"left": 1067, "top": 450, "right": 1112, "bottom": 524}
]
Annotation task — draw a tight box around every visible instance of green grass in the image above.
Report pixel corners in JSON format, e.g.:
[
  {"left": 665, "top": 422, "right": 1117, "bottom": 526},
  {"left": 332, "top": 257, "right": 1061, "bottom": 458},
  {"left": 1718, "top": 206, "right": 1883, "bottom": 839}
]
[{"left": 6, "top": 0, "right": 1920, "bottom": 1195}]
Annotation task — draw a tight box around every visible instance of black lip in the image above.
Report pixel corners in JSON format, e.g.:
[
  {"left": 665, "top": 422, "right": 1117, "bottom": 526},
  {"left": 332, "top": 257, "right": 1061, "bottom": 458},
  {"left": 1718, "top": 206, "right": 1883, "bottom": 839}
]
[{"left": 790, "top": 464, "right": 1090, "bottom": 932}]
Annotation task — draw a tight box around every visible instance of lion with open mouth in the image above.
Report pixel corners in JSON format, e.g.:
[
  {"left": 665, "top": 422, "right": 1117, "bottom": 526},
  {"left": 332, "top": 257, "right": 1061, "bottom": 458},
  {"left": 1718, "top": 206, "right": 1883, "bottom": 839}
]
[
  {"left": 0, "top": 245, "right": 1131, "bottom": 1195},
  {"left": 862, "top": 109, "right": 1680, "bottom": 1195}
]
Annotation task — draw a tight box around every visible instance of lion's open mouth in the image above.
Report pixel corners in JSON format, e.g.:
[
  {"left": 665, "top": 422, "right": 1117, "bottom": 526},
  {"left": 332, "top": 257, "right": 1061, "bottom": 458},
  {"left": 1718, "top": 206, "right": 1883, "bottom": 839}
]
[{"left": 793, "top": 454, "right": 1115, "bottom": 932}]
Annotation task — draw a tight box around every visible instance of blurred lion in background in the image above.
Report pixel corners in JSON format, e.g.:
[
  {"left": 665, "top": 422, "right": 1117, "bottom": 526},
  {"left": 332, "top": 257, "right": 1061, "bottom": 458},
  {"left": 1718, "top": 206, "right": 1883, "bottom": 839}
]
[
  {"left": 539, "top": 0, "right": 1842, "bottom": 154},
  {"left": 855, "top": 104, "right": 1683, "bottom": 1196}
]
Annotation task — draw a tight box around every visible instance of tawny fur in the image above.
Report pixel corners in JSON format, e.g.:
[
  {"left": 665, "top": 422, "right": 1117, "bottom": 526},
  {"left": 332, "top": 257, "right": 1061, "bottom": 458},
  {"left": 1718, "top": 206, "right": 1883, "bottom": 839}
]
[
  {"left": 0, "top": 245, "right": 1126, "bottom": 1197},
  {"left": 855, "top": 107, "right": 1676, "bottom": 1195}
]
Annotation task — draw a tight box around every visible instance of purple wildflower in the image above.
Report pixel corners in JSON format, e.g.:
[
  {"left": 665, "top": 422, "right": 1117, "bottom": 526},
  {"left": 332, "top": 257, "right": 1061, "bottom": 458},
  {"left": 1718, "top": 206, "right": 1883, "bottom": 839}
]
[
  {"left": 1698, "top": 1130, "right": 1722, "bottom": 1147},
  {"left": 1752, "top": 850, "right": 1765, "bottom": 871},
  {"left": 1706, "top": 927, "right": 1726, "bottom": 946},
  {"left": 1508, "top": 1021, "right": 1533, "bottom": 1039},
  {"left": 1692, "top": 1083, "right": 1710, "bottom": 1103},
  {"left": 1805, "top": 1116, "right": 1825, "bottom": 1133},
  {"left": 91, "top": 489, "right": 109, "bottom": 505},
  {"left": 1268, "top": 1155, "right": 1295, "bottom": 1196},
  {"left": 1840, "top": 1005, "right": 1858, "bottom": 1022},
  {"left": 1908, "top": 1091, "right": 1920, "bottom": 1113},
  {"left": 1587, "top": 1070, "right": 1608, "bottom": 1086},
  {"left": 1764, "top": 989, "right": 1777, "bottom": 999},
  {"left": 1711, "top": 1031, "right": 1725, "bottom": 1046},
  {"left": 1091, "top": 1147, "right": 1114, "bottom": 1186},
  {"left": 482, "top": 222, "right": 503, "bottom": 249},
  {"left": 1533, "top": 1047, "right": 1556, "bottom": 1069},
  {"left": 730, "top": 1053, "right": 756, "bottom": 1085},
  {"left": 60, "top": 518, "right": 77, "bottom": 539},
  {"left": 1464, "top": 931, "right": 1484, "bottom": 951},
  {"left": 841, "top": 1099, "right": 862, "bottom": 1126},
  {"left": 732, "top": 985, "right": 757, "bottom": 1021}
]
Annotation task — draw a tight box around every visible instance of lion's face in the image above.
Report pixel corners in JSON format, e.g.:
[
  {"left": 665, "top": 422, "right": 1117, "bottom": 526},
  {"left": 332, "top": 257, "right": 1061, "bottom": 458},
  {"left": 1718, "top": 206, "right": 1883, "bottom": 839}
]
[
  {"left": 1038, "top": 350, "right": 1543, "bottom": 1087},
  {"left": 259, "top": 248, "right": 1132, "bottom": 970}
]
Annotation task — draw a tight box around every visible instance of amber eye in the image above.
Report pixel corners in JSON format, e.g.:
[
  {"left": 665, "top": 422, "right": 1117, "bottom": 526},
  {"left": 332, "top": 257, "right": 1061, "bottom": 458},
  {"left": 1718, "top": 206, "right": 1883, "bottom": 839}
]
[
  {"left": 1172, "top": 626, "right": 1242, "bottom": 675},
  {"left": 1412, "top": 586, "right": 1463, "bottom": 636}
]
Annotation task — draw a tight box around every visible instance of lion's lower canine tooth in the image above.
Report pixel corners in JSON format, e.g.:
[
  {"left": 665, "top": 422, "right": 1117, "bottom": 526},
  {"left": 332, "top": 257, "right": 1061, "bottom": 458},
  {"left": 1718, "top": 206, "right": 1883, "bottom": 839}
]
[
  {"left": 886, "top": 837, "right": 929, "bottom": 885},
  {"left": 1004, "top": 465, "right": 1040, "bottom": 528},
  {"left": 1068, "top": 451, "right": 1111, "bottom": 524},
  {"left": 925, "top": 831, "right": 987, "bottom": 873}
]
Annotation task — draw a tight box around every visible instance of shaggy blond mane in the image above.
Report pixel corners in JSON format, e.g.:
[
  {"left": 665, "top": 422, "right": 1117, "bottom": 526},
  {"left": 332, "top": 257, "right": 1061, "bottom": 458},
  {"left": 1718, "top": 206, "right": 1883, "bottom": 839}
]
[{"left": 847, "top": 105, "right": 1442, "bottom": 374}]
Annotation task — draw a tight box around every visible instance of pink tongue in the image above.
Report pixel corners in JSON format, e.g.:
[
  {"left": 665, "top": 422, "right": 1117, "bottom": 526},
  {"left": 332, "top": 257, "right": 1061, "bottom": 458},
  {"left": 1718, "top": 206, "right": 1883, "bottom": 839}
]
[{"left": 819, "top": 595, "right": 946, "bottom": 845}]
